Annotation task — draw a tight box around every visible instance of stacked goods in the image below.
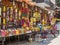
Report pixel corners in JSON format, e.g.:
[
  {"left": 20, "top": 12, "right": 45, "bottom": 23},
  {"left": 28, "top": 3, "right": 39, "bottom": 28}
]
[
  {"left": 2, "top": 6, "right": 7, "bottom": 29},
  {"left": 0, "top": 0, "right": 56, "bottom": 38}
]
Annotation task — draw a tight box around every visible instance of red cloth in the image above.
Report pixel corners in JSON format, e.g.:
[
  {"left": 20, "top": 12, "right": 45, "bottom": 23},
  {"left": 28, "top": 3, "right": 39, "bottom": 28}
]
[
  {"left": 21, "top": 7, "right": 29, "bottom": 14},
  {"left": 17, "top": 20, "right": 20, "bottom": 23}
]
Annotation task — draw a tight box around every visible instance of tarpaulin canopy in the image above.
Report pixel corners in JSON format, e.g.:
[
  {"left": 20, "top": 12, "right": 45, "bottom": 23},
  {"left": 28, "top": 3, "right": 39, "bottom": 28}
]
[
  {"left": 35, "top": 3, "right": 50, "bottom": 11},
  {"left": 36, "top": 3, "right": 50, "bottom": 9},
  {"left": 50, "top": 0, "right": 56, "bottom": 4}
]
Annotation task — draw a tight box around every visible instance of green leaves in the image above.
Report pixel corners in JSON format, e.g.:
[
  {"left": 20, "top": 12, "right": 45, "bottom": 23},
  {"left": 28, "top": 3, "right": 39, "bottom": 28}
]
[
  {"left": 56, "top": 0, "right": 60, "bottom": 3},
  {"left": 56, "top": 0, "right": 60, "bottom": 6}
]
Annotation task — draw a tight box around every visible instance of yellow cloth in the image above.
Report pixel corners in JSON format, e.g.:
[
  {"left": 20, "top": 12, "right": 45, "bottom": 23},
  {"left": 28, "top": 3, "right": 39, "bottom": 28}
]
[
  {"left": 3, "top": 19, "right": 6, "bottom": 25},
  {"left": 33, "top": 18, "right": 36, "bottom": 22},
  {"left": 19, "top": 11, "right": 21, "bottom": 19},
  {"left": 35, "top": 27, "right": 40, "bottom": 31},
  {"left": 30, "top": 27, "right": 34, "bottom": 31},
  {"left": 30, "top": 17, "right": 34, "bottom": 22},
  {"left": 33, "top": 12, "right": 40, "bottom": 18},
  {"left": 10, "top": 7, "right": 13, "bottom": 10},
  {"left": 3, "top": 6, "right": 6, "bottom": 11},
  {"left": 51, "top": 18, "right": 56, "bottom": 25},
  {"left": 42, "top": 20, "right": 46, "bottom": 25},
  {"left": 26, "top": 27, "right": 29, "bottom": 31},
  {"left": 30, "top": 17, "right": 36, "bottom": 22},
  {"left": 43, "top": 26, "right": 47, "bottom": 30},
  {"left": 47, "top": 26, "right": 50, "bottom": 29},
  {"left": 37, "top": 27, "right": 40, "bottom": 30}
]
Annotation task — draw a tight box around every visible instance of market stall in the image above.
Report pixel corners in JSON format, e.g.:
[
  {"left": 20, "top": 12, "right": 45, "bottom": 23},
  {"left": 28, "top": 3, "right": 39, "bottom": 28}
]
[{"left": 0, "top": 0, "right": 57, "bottom": 45}]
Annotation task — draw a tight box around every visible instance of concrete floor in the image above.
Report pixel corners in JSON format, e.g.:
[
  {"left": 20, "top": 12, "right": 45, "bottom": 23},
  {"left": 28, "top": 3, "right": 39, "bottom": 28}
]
[
  {"left": 48, "top": 35, "right": 60, "bottom": 45},
  {"left": 6, "top": 34, "right": 59, "bottom": 45}
]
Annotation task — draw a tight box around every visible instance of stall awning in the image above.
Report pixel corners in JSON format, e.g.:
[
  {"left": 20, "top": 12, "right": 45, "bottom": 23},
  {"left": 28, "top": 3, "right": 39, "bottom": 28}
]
[
  {"left": 36, "top": 3, "right": 50, "bottom": 8},
  {"left": 50, "top": 0, "right": 56, "bottom": 4},
  {"left": 35, "top": 3, "right": 50, "bottom": 11}
]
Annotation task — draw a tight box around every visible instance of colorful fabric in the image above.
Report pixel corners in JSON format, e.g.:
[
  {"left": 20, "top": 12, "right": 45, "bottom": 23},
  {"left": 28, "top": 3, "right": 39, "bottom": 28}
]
[
  {"left": 21, "top": 8, "right": 29, "bottom": 17},
  {"left": 1, "top": 30, "right": 6, "bottom": 37},
  {"left": 3, "top": 6, "right": 6, "bottom": 12},
  {"left": 3, "top": 19, "right": 6, "bottom": 25},
  {"left": 30, "top": 17, "right": 36, "bottom": 22},
  {"left": 16, "top": 30, "right": 19, "bottom": 35},
  {"left": 33, "top": 12, "right": 40, "bottom": 18}
]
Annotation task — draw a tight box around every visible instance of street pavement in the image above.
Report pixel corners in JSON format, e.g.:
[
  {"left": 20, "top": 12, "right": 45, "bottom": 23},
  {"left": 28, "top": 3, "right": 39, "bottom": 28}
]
[
  {"left": 48, "top": 34, "right": 60, "bottom": 45},
  {"left": 7, "top": 33, "right": 59, "bottom": 45}
]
